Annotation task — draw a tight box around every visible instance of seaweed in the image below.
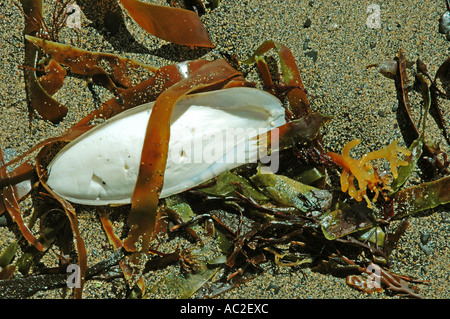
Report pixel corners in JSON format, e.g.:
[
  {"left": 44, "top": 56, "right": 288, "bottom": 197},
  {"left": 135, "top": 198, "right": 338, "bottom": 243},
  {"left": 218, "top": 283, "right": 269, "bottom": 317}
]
[
  {"left": 395, "top": 50, "right": 448, "bottom": 175},
  {"left": 26, "top": 35, "right": 157, "bottom": 95},
  {"left": 19, "top": 0, "right": 68, "bottom": 124},
  {"left": 119, "top": 0, "right": 214, "bottom": 48},
  {"left": 250, "top": 166, "right": 332, "bottom": 213},
  {"left": 392, "top": 176, "right": 450, "bottom": 220},
  {"left": 327, "top": 139, "right": 411, "bottom": 207},
  {"left": 244, "top": 40, "right": 311, "bottom": 119}
]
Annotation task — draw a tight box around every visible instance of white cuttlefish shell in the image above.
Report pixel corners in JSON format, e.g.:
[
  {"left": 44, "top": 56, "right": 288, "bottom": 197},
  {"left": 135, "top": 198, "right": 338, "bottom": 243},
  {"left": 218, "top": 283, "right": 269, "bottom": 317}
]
[{"left": 47, "top": 87, "right": 287, "bottom": 205}]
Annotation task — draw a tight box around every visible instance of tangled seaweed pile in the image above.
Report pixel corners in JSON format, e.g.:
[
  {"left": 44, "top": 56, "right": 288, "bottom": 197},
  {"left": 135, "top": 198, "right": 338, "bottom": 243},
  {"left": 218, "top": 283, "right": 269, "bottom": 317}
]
[{"left": 0, "top": 0, "right": 449, "bottom": 299}]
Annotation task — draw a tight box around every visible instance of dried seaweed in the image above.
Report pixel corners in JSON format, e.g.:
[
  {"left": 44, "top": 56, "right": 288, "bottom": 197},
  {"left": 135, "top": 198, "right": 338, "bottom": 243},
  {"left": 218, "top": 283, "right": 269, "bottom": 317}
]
[
  {"left": 342, "top": 256, "right": 424, "bottom": 298},
  {"left": 320, "top": 203, "right": 376, "bottom": 241},
  {"left": 72, "top": 60, "right": 211, "bottom": 128},
  {"left": 390, "top": 72, "right": 430, "bottom": 193},
  {"left": 19, "top": 0, "right": 68, "bottom": 124},
  {"left": 26, "top": 35, "right": 157, "bottom": 95},
  {"left": 250, "top": 167, "right": 332, "bottom": 213},
  {"left": 37, "top": 59, "right": 67, "bottom": 96},
  {"left": 0, "top": 242, "right": 19, "bottom": 270},
  {"left": 97, "top": 207, "right": 123, "bottom": 250},
  {"left": 1, "top": 147, "right": 44, "bottom": 251},
  {"left": 0, "top": 248, "right": 125, "bottom": 298},
  {"left": 0, "top": 161, "right": 35, "bottom": 216},
  {"left": 119, "top": 0, "right": 213, "bottom": 48},
  {"left": 196, "top": 170, "right": 269, "bottom": 201},
  {"left": 147, "top": 245, "right": 222, "bottom": 299},
  {"left": 244, "top": 40, "right": 311, "bottom": 119},
  {"left": 395, "top": 50, "right": 448, "bottom": 174}
]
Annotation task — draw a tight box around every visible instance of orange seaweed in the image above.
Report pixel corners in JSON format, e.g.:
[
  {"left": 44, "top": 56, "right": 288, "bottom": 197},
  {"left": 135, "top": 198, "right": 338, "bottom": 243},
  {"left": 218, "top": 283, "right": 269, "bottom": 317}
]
[{"left": 328, "top": 139, "right": 411, "bottom": 208}]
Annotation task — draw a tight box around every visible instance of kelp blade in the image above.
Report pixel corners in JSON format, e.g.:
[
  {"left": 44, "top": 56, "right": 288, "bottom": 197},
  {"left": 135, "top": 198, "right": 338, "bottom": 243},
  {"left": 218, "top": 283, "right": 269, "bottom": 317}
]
[
  {"left": 73, "top": 60, "right": 211, "bottom": 128},
  {"left": 391, "top": 72, "right": 431, "bottom": 193},
  {"left": 119, "top": 0, "right": 213, "bottom": 48},
  {"left": 38, "top": 59, "right": 66, "bottom": 96},
  {"left": 320, "top": 203, "right": 376, "bottom": 240},
  {"left": 198, "top": 170, "right": 269, "bottom": 202},
  {"left": 250, "top": 167, "right": 332, "bottom": 213},
  {"left": 392, "top": 176, "right": 450, "bottom": 220}
]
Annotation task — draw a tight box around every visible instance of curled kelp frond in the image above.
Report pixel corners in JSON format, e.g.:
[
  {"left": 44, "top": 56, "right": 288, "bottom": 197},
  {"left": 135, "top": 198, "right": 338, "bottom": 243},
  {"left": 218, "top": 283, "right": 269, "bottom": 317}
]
[{"left": 327, "top": 139, "right": 411, "bottom": 208}]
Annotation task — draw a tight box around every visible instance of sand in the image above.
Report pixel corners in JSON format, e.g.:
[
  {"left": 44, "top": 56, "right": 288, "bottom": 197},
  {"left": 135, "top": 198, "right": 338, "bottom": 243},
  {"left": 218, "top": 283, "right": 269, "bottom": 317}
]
[{"left": 0, "top": 0, "right": 449, "bottom": 300}]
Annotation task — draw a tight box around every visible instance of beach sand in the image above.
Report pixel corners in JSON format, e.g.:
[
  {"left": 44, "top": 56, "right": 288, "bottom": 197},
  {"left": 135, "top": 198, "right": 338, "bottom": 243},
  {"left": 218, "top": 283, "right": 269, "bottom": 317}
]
[{"left": 0, "top": 0, "right": 449, "bottom": 299}]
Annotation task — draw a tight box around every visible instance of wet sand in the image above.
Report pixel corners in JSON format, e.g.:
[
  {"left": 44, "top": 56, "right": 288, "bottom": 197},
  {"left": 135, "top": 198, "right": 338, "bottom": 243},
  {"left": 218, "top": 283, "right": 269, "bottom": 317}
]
[{"left": 0, "top": 0, "right": 449, "bottom": 299}]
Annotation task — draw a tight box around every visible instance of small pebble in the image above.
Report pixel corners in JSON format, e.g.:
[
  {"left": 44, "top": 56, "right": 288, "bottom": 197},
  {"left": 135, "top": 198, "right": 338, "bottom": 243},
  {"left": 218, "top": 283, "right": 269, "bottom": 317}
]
[
  {"left": 303, "top": 37, "right": 311, "bottom": 50},
  {"left": 420, "top": 244, "right": 432, "bottom": 255},
  {"left": 328, "top": 23, "right": 339, "bottom": 31},
  {"left": 305, "top": 49, "right": 318, "bottom": 62},
  {"left": 377, "top": 110, "right": 386, "bottom": 117},
  {"left": 0, "top": 215, "right": 7, "bottom": 226},
  {"left": 420, "top": 232, "right": 431, "bottom": 245},
  {"left": 266, "top": 283, "right": 281, "bottom": 294},
  {"left": 419, "top": 232, "right": 432, "bottom": 255},
  {"left": 303, "top": 18, "right": 312, "bottom": 28},
  {"left": 378, "top": 60, "right": 398, "bottom": 79},
  {"left": 439, "top": 11, "right": 450, "bottom": 35}
]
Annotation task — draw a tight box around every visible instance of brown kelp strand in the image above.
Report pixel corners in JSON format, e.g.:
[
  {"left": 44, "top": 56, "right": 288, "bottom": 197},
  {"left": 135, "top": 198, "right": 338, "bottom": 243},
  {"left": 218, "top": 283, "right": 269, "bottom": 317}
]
[
  {"left": 395, "top": 50, "right": 447, "bottom": 173},
  {"left": 0, "top": 147, "right": 44, "bottom": 252},
  {"left": 244, "top": 40, "right": 311, "bottom": 119},
  {"left": 19, "top": 0, "right": 68, "bottom": 124},
  {"left": 72, "top": 59, "right": 211, "bottom": 128},
  {"left": 119, "top": 0, "right": 214, "bottom": 48}
]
